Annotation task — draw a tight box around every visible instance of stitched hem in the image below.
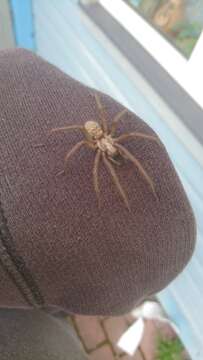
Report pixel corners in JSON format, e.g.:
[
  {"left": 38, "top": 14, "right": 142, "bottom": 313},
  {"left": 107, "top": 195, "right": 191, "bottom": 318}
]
[{"left": 0, "top": 198, "right": 44, "bottom": 307}]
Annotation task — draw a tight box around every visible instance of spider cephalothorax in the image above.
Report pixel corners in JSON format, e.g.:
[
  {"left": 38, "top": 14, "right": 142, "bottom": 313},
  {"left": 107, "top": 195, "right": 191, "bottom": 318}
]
[{"left": 48, "top": 94, "right": 160, "bottom": 210}]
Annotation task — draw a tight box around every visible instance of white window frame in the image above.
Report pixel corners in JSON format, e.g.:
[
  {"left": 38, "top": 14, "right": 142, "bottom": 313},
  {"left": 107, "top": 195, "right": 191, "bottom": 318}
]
[{"left": 99, "top": 0, "right": 203, "bottom": 110}]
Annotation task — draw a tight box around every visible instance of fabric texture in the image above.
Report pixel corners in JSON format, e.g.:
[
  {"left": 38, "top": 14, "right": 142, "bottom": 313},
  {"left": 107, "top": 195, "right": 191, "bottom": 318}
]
[
  {"left": 0, "top": 48, "right": 196, "bottom": 315},
  {"left": 0, "top": 308, "right": 87, "bottom": 360}
]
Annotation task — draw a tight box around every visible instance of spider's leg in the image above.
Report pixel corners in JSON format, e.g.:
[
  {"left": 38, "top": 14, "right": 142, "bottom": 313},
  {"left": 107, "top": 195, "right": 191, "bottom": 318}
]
[
  {"left": 56, "top": 140, "right": 94, "bottom": 177},
  {"left": 64, "top": 140, "right": 88, "bottom": 168},
  {"left": 115, "top": 143, "right": 157, "bottom": 198},
  {"left": 110, "top": 109, "right": 128, "bottom": 136},
  {"left": 115, "top": 132, "right": 161, "bottom": 146},
  {"left": 94, "top": 93, "right": 108, "bottom": 134},
  {"left": 35, "top": 125, "right": 84, "bottom": 148},
  {"left": 102, "top": 152, "right": 130, "bottom": 211},
  {"left": 93, "top": 149, "right": 102, "bottom": 208},
  {"left": 49, "top": 125, "right": 84, "bottom": 136},
  {"left": 109, "top": 156, "right": 122, "bottom": 166},
  {"left": 56, "top": 169, "right": 65, "bottom": 177},
  {"left": 33, "top": 142, "right": 46, "bottom": 148}
]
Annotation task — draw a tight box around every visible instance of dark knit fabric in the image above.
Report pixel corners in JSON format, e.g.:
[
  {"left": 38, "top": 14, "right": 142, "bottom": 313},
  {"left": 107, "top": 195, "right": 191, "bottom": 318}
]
[
  {"left": 0, "top": 198, "right": 44, "bottom": 307},
  {"left": 0, "top": 308, "right": 87, "bottom": 360},
  {"left": 0, "top": 48, "right": 196, "bottom": 315}
]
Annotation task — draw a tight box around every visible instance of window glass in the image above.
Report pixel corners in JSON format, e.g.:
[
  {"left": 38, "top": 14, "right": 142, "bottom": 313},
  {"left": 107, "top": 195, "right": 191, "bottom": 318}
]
[{"left": 123, "top": 0, "right": 203, "bottom": 58}]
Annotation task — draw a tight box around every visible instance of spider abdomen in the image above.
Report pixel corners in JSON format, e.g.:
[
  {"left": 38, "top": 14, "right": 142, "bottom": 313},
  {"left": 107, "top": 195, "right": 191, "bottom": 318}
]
[{"left": 98, "top": 137, "right": 118, "bottom": 157}]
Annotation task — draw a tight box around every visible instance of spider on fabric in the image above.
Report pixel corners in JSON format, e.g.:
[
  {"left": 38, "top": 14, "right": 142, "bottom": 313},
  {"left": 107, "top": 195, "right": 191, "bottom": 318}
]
[{"left": 47, "top": 94, "right": 160, "bottom": 210}]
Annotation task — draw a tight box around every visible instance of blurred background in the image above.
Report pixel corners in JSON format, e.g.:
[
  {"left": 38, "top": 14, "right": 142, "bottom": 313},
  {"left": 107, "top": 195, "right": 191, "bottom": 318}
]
[
  {"left": 124, "top": 0, "right": 203, "bottom": 58},
  {"left": 1, "top": 0, "right": 203, "bottom": 359}
]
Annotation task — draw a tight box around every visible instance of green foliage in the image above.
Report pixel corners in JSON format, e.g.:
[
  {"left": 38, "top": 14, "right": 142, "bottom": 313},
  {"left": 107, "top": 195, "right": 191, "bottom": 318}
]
[
  {"left": 175, "top": 37, "right": 197, "bottom": 57},
  {"left": 178, "top": 23, "right": 201, "bottom": 39},
  {"left": 171, "top": 21, "right": 202, "bottom": 57},
  {"left": 125, "top": 0, "right": 203, "bottom": 57},
  {"left": 156, "top": 337, "right": 184, "bottom": 360},
  {"left": 172, "top": 22, "right": 202, "bottom": 39}
]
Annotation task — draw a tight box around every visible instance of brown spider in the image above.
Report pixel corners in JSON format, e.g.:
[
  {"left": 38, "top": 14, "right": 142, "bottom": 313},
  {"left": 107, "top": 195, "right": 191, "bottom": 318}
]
[{"left": 48, "top": 94, "right": 160, "bottom": 210}]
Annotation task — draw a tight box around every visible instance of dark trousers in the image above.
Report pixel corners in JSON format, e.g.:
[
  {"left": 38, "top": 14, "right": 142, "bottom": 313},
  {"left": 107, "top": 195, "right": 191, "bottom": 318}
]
[{"left": 0, "top": 307, "right": 87, "bottom": 360}]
